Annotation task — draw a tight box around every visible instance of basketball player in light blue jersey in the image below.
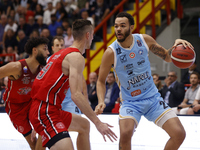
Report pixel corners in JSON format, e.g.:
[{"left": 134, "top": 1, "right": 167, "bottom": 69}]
[{"left": 95, "top": 12, "right": 193, "bottom": 150}]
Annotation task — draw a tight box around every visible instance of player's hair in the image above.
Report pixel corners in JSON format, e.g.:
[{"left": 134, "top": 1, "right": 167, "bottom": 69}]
[
  {"left": 116, "top": 12, "right": 135, "bottom": 25},
  {"left": 25, "top": 37, "right": 49, "bottom": 55},
  {"left": 72, "top": 19, "right": 92, "bottom": 40},
  {"left": 52, "top": 36, "right": 64, "bottom": 46},
  {"left": 190, "top": 71, "right": 200, "bottom": 79}
]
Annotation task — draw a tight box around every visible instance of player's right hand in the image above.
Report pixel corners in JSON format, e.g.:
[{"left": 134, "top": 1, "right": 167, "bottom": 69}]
[
  {"left": 96, "top": 122, "right": 118, "bottom": 142},
  {"left": 95, "top": 102, "right": 106, "bottom": 115}
]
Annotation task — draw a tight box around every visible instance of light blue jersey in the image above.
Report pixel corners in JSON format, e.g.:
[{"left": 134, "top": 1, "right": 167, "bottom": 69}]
[
  {"left": 109, "top": 34, "right": 174, "bottom": 126},
  {"left": 109, "top": 34, "right": 158, "bottom": 101},
  {"left": 61, "top": 88, "right": 81, "bottom": 114}
]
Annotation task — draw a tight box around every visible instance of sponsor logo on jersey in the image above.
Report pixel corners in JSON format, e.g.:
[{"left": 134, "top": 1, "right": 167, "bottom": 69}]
[
  {"left": 126, "top": 109, "right": 133, "bottom": 114},
  {"left": 137, "top": 40, "right": 142, "bottom": 47},
  {"left": 137, "top": 59, "right": 145, "bottom": 65},
  {"left": 138, "top": 49, "right": 143, "bottom": 55},
  {"left": 18, "top": 126, "right": 24, "bottom": 133},
  {"left": 127, "top": 70, "right": 133, "bottom": 75},
  {"left": 116, "top": 47, "right": 121, "bottom": 55},
  {"left": 42, "top": 135, "right": 47, "bottom": 142},
  {"left": 129, "top": 52, "right": 135, "bottom": 59},
  {"left": 17, "top": 87, "right": 32, "bottom": 95},
  {"left": 56, "top": 122, "right": 65, "bottom": 129},
  {"left": 131, "top": 89, "right": 141, "bottom": 97},
  {"left": 124, "top": 63, "right": 134, "bottom": 70},
  {"left": 22, "top": 76, "right": 31, "bottom": 84},
  {"left": 127, "top": 71, "right": 150, "bottom": 90},
  {"left": 120, "top": 55, "right": 127, "bottom": 63},
  {"left": 23, "top": 66, "right": 28, "bottom": 73},
  {"left": 52, "top": 54, "right": 61, "bottom": 60}
]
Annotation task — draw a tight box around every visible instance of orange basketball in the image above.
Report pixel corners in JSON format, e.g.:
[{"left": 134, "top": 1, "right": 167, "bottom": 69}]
[{"left": 171, "top": 44, "right": 195, "bottom": 69}]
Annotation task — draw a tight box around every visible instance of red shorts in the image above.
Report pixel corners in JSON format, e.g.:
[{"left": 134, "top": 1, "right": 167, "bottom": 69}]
[
  {"left": 5, "top": 101, "right": 32, "bottom": 136},
  {"left": 29, "top": 99, "right": 72, "bottom": 148}
]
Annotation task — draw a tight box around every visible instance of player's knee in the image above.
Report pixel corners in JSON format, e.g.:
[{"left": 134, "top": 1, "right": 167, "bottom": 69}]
[
  {"left": 186, "top": 108, "right": 194, "bottom": 114},
  {"left": 120, "top": 128, "right": 134, "bottom": 142},
  {"left": 80, "top": 118, "right": 90, "bottom": 134},
  {"left": 173, "top": 127, "right": 186, "bottom": 144}
]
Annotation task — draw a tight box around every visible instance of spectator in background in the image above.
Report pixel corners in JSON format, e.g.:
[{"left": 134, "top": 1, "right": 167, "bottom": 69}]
[
  {"left": 33, "top": 16, "right": 48, "bottom": 34},
  {"left": 14, "top": 5, "right": 26, "bottom": 24},
  {"left": 17, "top": 16, "right": 31, "bottom": 37},
  {"left": 4, "top": 46, "right": 19, "bottom": 63},
  {"left": 81, "top": 9, "right": 94, "bottom": 26},
  {"left": 48, "top": 14, "right": 62, "bottom": 36},
  {"left": 28, "top": 0, "right": 38, "bottom": 11},
  {"left": 40, "top": 28, "right": 53, "bottom": 54},
  {"left": 4, "top": 16, "right": 18, "bottom": 34},
  {"left": 55, "top": 1, "right": 68, "bottom": 23},
  {"left": 62, "top": 18, "right": 70, "bottom": 36},
  {"left": 159, "top": 71, "right": 185, "bottom": 107},
  {"left": 187, "top": 84, "right": 200, "bottom": 115},
  {"left": 87, "top": 72, "right": 98, "bottom": 110},
  {"left": 152, "top": 73, "right": 162, "bottom": 90},
  {"left": 0, "top": 14, "right": 7, "bottom": 48},
  {"left": 78, "top": 0, "right": 89, "bottom": 10},
  {"left": 172, "top": 72, "right": 200, "bottom": 114},
  {"left": 1, "top": 0, "right": 14, "bottom": 16},
  {"left": 29, "top": 29, "right": 40, "bottom": 38},
  {"left": 0, "top": 76, "right": 8, "bottom": 112},
  {"left": 34, "top": 4, "right": 44, "bottom": 20},
  {"left": 4, "top": 29, "right": 18, "bottom": 52},
  {"left": 56, "top": 26, "right": 64, "bottom": 37},
  {"left": 17, "top": 30, "right": 28, "bottom": 59},
  {"left": 104, "top": 71, "right": 120, "bottom": 113},
  {"left": 64, "top": 26, "right": 74, "bottom": 48},
  {"left": 181, "top": 61, "right": 200, "bottom": 84},
  {"left": 43, "top": 0, "right": 56, "bottom": 25},
  {"left": 27, "top": 16, "right": 35, "bottom": 29}
]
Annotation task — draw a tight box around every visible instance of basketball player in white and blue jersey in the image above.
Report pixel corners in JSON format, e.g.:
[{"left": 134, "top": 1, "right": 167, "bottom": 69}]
[{"left": 95, "top": 12, "right": 193, "bottom": 150}]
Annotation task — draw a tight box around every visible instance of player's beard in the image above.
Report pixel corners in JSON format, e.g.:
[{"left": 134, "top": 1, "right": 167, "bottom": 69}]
[
  {"left": 36, "top": 52, "right": 46, "bottom": 66},
  {"left": 116, "top": 28, "right": 130, "bottom": 43}
]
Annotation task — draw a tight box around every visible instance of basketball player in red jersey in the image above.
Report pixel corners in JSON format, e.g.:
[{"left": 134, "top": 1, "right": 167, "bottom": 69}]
[
  {"left": 0, "top": 37, "right": 50, "bottom": 150},
  {"left": 29, "top": 19, "right": 117, "bottom": 150}
]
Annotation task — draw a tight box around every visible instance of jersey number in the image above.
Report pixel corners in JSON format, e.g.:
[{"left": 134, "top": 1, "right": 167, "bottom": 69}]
[
  {"left": 75, "top": 107, "right": 80, "bottom": 113},
  {"left": 37, "top": 62, "right": 53, "bottom": 80},
  {"left": 159, "top": 101, "right": 168, "bottom": 109}
]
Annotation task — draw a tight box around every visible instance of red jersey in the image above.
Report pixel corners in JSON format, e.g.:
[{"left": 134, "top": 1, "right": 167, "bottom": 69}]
[
  {"left": 3, "top": 59, "right": 41, "bottom": 103},
  {"left": 31, "top": 47, "right": 80, "bottom": 109}
]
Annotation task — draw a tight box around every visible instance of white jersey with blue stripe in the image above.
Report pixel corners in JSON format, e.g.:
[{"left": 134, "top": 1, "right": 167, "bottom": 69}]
[{"left": 109, "top": 34, "right": 158, "bottom": 101}]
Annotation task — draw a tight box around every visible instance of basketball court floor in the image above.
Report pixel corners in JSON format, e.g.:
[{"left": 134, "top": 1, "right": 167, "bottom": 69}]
[{"left": 0, "top": 113, "right": 199, "bottom": 150}]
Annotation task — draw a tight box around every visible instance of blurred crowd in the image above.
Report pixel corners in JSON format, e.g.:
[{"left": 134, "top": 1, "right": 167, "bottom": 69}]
[{"left": 0, "top": 0, "right": 122, "bottom": 66}]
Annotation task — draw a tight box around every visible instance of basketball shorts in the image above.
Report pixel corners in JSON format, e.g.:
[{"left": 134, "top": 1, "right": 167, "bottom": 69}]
[
  {"left": 119, "top": 93, "right": 177, "bottom": 127},
  {"left": 29, "top": 100, "right": 72, "bottom": 148},
  {"left": 5, "top": 101, "right": 32, "bottom": 136},
  {"left": 62, "top": 98, "right": 81, "bottom": 115}
]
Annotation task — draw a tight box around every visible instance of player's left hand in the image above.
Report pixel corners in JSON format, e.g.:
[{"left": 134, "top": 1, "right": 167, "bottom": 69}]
[
  {"left": 193, "top": 104, "right": 200, "bottom": 112},
  {"left": 173, "top": 39, "right": 193, "bottom": 49},
  {"left": 95, "top": 102, "right": 106, "bottom": 115}
]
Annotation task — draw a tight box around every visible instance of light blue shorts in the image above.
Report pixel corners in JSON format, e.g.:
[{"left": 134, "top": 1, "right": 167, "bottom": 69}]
[{"left": 119, "top": 93, "right": 174, "bottom": 127}]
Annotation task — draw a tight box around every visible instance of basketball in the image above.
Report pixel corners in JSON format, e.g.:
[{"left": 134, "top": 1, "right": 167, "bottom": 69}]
[{"left": 171, "top": 44, "right": 196, "bottom": 69}]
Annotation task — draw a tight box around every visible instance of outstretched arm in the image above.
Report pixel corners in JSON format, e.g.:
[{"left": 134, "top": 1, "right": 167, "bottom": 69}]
[
  {"left": 65, "top": 52, "right": 117, "bottom": 142},
  {"left": 0, "top": 61, "right": 21, "bottom": 79},
  {"left": 143, "top": 34, "right": 193, "bottom": 62},
  {"left": 95, "top": 48, "right": 114, "bottom": 115}
]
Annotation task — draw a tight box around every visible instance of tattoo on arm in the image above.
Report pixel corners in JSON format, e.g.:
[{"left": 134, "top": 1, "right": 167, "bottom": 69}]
[{"left": 149, "top": 44, "right": 166, "bottom": 60}]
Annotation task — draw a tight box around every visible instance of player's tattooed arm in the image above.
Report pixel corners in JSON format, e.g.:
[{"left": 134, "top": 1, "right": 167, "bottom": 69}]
[
  {"left": 168, "top": 47, "right": 173, "bottom": 56},
  {"left": 149, "top": 44, "right": 167, "bottom": 60}
]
